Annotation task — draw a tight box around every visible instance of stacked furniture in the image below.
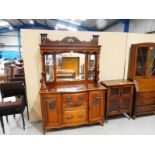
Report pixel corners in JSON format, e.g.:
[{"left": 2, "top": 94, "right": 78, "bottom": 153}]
[
  {"left": 39, "top": 34, "right": 106, "bottom": 134},
  {"left": 101, "top": 80, "right": 134, "bottom": 120},
  {"left": 128, "top": 43, "right": 155, "bottom": 119}
]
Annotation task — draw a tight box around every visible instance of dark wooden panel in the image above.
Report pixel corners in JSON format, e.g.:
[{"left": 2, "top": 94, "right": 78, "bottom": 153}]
[
  {"left": 120, "top": 97, "right": 132, "bottom": 113},
  {"left": 107, "top": 98, "right": 119, "bottom": 115},
  {"left": 135, "top": 105, "right": 155, "bottom": 114},
  {"left": 137, "top": 98, "right": 155, "bottom": 106}
]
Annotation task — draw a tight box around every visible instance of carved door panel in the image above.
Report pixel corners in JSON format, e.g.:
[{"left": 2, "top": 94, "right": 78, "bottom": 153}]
[
  {"left": 44, "top": 94, "right": 61, "bottom": 126},
  {"left": 89, "top": 91, "right": 103, "bottom": 122},
  {"left": 120, "top": 86, "right": 132, "bottom": 97},
  {"left": 107, "top": 98, "right": 119, "bottom": 115},
  {"left": 109, "top": 86, "right": 120, "bottom": 97},
  {"left": 119, "top": 97, "right": 132, "bottom": 113}
]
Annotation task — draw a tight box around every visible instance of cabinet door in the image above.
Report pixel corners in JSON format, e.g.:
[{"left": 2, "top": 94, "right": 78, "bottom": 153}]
[
  {"left": 109, "top": 86, "right": 120, "bottom": 97},
  {"left": 89, "top": 91, "right": 104, "bottom": 122},
  {"left": 120, "top": 85, "right": 132, "bottom": 97},
  {"left": 119, "top": 97, "right": 132, "bottom": 113},
  {"left": 148, "top": 47, "right": 155, "bottom": 76},
  {"left": 44, "top": 94, "right": 61, "bottom": 126},
  {"left": 107, "top": 98, "right": 119, "bottom": 115}
]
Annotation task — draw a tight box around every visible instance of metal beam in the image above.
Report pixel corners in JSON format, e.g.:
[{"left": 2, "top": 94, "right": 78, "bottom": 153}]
[
  {"left": 17, "top": 29, "right": 21, "bottom": 58},
  {"left": 118, "top": 19, "right": 130, "bottom": 32},
  {"left": 3, "top": 19, "right": 17, "bottom": 28},
  {"left": 18, "top": 19, "right": 25, "bottom": 25},
  {"left": 51, "top": 19, "right": 98, "bottom": 31},
  {"left": 0, "top": 23, "right": 55, "bottom": 33}
]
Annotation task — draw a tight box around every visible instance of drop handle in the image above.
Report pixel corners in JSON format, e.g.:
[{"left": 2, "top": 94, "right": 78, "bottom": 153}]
[
  {"left": 78, "top": 96, "right": 85, "bottom": 100},
  {"left": 66, "top": 115, "right": 73, "bottom": 119},
  {"left": 78, "top": 114, "right": 84, "bottom": 118},
  {"left": 66, "top": 96, "right": 72, "bottom": 100}
]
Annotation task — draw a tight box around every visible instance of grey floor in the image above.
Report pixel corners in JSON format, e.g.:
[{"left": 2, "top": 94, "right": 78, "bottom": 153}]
[{"left": 1, "top": 110, "right": 155, "bottom": 135}]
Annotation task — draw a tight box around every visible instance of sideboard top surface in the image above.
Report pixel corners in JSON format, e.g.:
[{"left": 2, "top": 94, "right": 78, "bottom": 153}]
[{"left": 40, "top": 83, "right": 106, "bottom": 94}]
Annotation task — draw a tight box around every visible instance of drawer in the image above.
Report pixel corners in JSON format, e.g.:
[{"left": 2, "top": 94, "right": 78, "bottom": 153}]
[
  {"left": 138, "top": 91, "right": 155, "bottom": 99},
  {"left": 137, "top": 98, "right": 155, "bottom": 106},
  {"left": 62, "top": 92, "right": 87, "bottom": 101},
  {"left": 63, "top": 100, "right": 86, "bottom": 110},
  {"left": 135, "top": 105, "right": 155, "bottom": 114},
  {"left": 63, "top": 109, "right": 87, "bottom": 124}
]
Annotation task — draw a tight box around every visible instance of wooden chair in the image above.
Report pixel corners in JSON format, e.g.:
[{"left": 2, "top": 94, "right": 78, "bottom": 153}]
[
  {"left": 8, "top": 78, "right": 29, "bottom": 120},
  {"left": 0, "top": 82, "right": 28, "bottom": 127},
  {"left": 0, "top": 98, "right": 25, "bottom": 134}
]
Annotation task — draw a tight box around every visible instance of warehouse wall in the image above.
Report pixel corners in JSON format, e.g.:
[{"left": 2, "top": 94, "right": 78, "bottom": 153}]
[
  {"left": 0, "top": 31, "right": 20, "bottom": 59},
  {"left": 104, "top": 23, "right": 124, "bottom": 32},
  {"left": 0, "top": 31, "right": 18, "bottom": 51},
  {"left": 105, "top": 19, "right": 155, "bottom": 33},
  {"left": 21, "top": 29, "right": 155, "bottom": 121}
]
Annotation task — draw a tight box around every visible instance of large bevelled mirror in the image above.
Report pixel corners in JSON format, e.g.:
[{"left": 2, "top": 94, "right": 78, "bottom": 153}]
[
  {"left": 44, "top": 54, "right": 54, "bottom": 81},
  {"left": 56, "top": 52, "right": 85, "bottom": 81}
]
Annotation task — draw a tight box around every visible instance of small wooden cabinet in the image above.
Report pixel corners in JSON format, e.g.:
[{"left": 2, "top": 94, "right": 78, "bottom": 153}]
[
  {"left": 39, "top": 34, "right": 106, "bottom": 134},
  {"left": 101, "top": 80, "right": 134, "bottom": 120},
  {"left": 128, "top": 43, "right": 155, "bottom": 118}
]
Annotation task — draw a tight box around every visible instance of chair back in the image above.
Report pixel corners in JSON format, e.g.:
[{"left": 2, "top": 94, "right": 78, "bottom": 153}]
[{"left": 0, "top": 81, "right": 25, "bottom": 99}]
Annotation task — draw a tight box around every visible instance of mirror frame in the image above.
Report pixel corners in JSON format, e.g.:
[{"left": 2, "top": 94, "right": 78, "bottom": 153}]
[{"left": 40, "top": 34, "right": 101, "bottom": 88}]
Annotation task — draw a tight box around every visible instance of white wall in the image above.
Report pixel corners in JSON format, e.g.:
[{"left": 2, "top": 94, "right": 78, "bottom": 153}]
[
  {"left": 21, "top": 29, "right": 155, "bottom": 121},
  {"left": 0, "top": 31, "right": 19, "bottom": 51}
]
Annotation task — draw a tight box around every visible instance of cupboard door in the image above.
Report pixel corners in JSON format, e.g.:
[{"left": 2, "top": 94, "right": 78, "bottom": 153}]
[
  {"left": 135, "top": 47, "right": 148, "bottom": 76},
  {"left": 109, "top": 86, "right": 120, "bottom": 97},
  {"left": 119, "top": 97, "right": 132, "bottom": 113},
  {"left": 44, "top": 94, "right": 61, "bottom": 126},
  {"left": 120, "top": 86, "right": 132, "bottom": 97},
  {"left": 107, "top": 98, "right": 119, "bottom": 115},
  {"left": 89, "top": 91, "right": 103, "bottom": 122},
  {"left": 149, "top": 47, "right": 155, "bottom": 76}
]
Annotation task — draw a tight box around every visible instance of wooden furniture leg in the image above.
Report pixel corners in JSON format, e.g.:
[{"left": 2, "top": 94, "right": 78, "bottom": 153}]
[
  {"left": 0, "top": 116, "right": 5, "bottom": 134},
  {"left": 21, "top": 112, "right": 25, "bottom": 130}
]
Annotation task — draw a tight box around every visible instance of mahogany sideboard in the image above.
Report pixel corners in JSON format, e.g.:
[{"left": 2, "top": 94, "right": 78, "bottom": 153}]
[
  {"left": 39, "top": 34, "right": 106, "bottom": 134},
  {"left": 40, "top": 84, "right": 106, "bottom": 134}
]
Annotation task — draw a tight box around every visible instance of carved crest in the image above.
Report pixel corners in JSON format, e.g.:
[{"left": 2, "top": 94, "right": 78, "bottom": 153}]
[
  {"left": 40, "top": 34, "right": 99, "bottom": 46},
  {"left": 60, "top": 37, "right": 81, "bottom": 45}
]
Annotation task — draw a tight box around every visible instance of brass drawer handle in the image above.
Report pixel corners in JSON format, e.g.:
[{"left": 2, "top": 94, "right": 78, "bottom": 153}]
[
  {"left": 78, "top": 96, "right": 85, "bottom": 100},
  {"left": 44, "top": 96, "right": 51, "bottom": 100},
  {"left": 78, "top": 114, "right": 83, "bottom": 118},
  {"left": 66, "top": 115, "right": 73, "bottom": 119},
  {"left": 66, "top": 96, "right": 72, "bottom": 100}
]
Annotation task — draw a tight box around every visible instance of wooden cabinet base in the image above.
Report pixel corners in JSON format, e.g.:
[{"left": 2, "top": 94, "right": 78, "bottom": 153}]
[
  {"left": 101, "top": 80, "right": 134, "bottom": 121},
  {"left": 40, "top": 84, "right": 106, "bottom": 134},
  {"left": 43, "top": 121, "right": 104, "bottom": 134}
]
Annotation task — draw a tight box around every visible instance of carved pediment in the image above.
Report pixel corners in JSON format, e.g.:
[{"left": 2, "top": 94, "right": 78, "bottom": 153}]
[
  {"left": 60, "top": 37, "right": 81, "bottom": 45},
  {"left": 40, "top": 34, "right": 99, "bottom": 46}
]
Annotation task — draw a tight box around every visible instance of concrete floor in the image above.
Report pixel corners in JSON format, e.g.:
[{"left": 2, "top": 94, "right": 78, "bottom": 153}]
[{"left": 1, "top": 110, "right": 155, "bottom": 135}]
